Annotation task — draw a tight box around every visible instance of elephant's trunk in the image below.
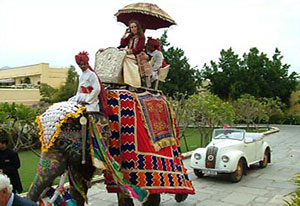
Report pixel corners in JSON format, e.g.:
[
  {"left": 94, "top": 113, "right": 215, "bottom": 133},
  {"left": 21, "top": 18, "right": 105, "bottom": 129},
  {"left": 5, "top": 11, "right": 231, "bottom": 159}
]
[{"left": 27, "top": 151, "right": 68, "bottom": 202}]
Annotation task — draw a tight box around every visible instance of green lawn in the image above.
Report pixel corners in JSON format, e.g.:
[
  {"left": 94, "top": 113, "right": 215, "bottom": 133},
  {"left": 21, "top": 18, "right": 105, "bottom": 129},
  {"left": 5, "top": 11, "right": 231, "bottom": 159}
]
[
  {"left": 18, "top": 150, "right": 40, "bottom": 192},
  {"left": 179, "top": 127, "right": 204, "bottom": 153},
  {"left": 19, "top": 150, "right": 61, "bottom": 193}
]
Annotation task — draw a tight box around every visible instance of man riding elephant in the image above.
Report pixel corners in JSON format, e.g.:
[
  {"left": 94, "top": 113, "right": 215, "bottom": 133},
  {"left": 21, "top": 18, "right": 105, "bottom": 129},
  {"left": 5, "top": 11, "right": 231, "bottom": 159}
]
[
  {"left": 27, "top": 51, "right": 111, "bottom": 206},
  {"left": 69, "top": 51, "right": 109, "bottom": 116}
]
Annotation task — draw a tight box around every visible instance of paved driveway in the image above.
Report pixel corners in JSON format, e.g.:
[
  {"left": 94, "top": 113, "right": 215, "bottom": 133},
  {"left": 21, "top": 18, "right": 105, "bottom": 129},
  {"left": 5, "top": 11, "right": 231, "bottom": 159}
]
[{"left": 87, "top": 125, "right": 300, "bottom": 206}]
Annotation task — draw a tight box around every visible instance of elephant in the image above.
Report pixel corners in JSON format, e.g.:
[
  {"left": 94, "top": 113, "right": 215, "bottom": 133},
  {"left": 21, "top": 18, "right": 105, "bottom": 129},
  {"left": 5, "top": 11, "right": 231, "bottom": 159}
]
[
  {"left": 27, "top": 113, "right": 97, "bottom": 206},
  {"left": 27, "top": 89, "right": 195, "bottom": 206}
]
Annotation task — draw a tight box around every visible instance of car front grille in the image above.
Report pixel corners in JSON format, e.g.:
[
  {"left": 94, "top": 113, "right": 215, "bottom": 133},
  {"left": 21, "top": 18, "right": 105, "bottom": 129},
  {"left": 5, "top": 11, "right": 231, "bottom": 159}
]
[{"left": 205, "top": 146, "right": 218, "bottom": 168}]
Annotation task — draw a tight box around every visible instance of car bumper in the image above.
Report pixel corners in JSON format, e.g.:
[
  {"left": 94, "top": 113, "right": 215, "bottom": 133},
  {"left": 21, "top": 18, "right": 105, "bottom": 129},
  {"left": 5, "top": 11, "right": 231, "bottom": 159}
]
[{"left": 191, "top": 166, "right": 234, "bottom": 174}]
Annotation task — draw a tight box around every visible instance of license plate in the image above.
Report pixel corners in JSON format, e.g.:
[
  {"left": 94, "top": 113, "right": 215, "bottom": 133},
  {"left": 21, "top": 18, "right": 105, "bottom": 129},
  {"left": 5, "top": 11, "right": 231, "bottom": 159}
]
[{"left": 203, "top": 170, "right": 217, "bottom": 175}]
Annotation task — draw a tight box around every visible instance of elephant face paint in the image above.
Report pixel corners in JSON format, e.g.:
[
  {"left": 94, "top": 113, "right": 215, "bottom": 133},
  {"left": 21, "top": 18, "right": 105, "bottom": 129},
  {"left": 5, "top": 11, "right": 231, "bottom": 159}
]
[{"left": 28, "top": 151, "right": 68, "bottom": 202}]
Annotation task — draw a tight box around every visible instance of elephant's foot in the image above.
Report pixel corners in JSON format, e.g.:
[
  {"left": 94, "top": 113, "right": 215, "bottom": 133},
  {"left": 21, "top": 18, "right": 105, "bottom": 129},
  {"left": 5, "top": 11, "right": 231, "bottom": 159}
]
[
  {"left": 142, "top": 194, "right": 161, "bottom": 206},
  {"left": 175, "top": 194, "right": 188, "bottom": 203},
  {"left": 117, "top": 193, "right": 134, "bottom": 206}
]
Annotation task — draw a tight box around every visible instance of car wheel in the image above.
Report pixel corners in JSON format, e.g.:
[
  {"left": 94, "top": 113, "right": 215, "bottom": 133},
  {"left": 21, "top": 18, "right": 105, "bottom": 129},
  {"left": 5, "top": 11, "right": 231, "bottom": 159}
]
[
  {"left": 193, "top": 169, "right": 204, "bottom": 178},
  {"left": 230, "top": 159, "right": 243, "bottom": 183},
  {"left": 259, "top": 149, "right": 269, "bottom": 168}
]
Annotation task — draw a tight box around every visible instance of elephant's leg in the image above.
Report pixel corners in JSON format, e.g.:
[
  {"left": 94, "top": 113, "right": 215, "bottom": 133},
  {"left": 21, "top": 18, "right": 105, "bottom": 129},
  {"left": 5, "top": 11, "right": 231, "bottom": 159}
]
[
  {"left": 27, "top": 151, "right": 67, "bottom": 202},
  {"left": 117, "top": 193, "right": 134, "bottom": 206},
  {"left": 175, "top": 194, "right": 188, "bottom": 202},
  {"left": 142, "top": 194, "right": 161, "bottom": 206},
  {"left": 69, "top": 156, "right": 96, "bottom": 206}
]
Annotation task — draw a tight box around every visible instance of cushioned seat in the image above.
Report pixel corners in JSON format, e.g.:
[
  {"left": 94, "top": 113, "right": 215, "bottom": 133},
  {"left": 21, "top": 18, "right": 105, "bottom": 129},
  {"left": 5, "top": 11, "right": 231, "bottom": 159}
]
[{"left": 245, "top": 133, "right": 264, "bottom": 143}]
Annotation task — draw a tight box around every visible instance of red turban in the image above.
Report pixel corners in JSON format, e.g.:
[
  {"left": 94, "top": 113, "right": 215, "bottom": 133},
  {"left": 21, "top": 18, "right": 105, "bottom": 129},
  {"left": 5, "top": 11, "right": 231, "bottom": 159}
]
[
  {"left": 75, "top": 51, "right": 90, "bottom": 65},
  {"left": 75, "top": 51, "right": 110, "bottom": 117},
  {"left": 146, "top": 38, "right": 167, "bottom": 67},
  {"left": 147, "top": 37, "right": 161, "bottom": 51}
]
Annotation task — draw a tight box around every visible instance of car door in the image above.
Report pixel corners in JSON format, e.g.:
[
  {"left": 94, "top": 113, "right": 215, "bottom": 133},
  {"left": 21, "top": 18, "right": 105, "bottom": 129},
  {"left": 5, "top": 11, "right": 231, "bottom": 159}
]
[
  {"left": 255, "top": 139, "right": 264, "bottom": 161},
  {"left": 243, "top": 138, "right": 256, "bottom": 163}
]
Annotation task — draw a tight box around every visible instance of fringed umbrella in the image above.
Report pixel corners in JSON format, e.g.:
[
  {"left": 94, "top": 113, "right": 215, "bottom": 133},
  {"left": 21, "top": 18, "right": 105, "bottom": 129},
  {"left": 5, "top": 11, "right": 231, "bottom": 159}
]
[{"left": 115, "top": 2, "right": 176, "bottom": 30}]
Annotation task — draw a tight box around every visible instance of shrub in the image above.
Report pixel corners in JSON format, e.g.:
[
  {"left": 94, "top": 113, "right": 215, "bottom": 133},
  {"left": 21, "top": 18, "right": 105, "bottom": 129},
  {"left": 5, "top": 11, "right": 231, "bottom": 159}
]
[
  {"left": 0, "top": 103, "right": 40, "bottom": 151},
  {"left": 284, "top": 172, "right": 300, "bottom": 205},
  {"left": 269, "top": 114, "right": 300, "bottom": 125}
]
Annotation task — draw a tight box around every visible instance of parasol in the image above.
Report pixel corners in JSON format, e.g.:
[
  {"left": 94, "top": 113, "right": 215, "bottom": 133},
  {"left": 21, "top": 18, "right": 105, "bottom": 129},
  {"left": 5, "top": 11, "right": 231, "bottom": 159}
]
[{"left": 115, "top": 2, "right": 176, "bottom": 30}]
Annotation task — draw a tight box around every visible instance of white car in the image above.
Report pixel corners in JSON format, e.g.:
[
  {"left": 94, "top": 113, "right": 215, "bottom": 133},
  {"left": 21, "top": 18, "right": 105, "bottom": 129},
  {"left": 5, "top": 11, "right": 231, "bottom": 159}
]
[{"left": 190, "top": 128, "right": 271, "bottom": 182}]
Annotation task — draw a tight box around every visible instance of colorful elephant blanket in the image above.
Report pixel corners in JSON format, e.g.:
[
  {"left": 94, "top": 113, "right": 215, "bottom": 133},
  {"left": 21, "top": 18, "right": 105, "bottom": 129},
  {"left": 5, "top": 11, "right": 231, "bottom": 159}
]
[{"left": 104, "top": 90, "right": 195, "bottom": 195}]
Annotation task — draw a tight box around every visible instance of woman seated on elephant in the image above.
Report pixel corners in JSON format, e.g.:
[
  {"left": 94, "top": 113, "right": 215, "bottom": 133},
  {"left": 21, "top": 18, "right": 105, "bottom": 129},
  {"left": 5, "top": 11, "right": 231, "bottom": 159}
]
[{"left": 119, "top": 19, "right": 145, "bottom": 88}]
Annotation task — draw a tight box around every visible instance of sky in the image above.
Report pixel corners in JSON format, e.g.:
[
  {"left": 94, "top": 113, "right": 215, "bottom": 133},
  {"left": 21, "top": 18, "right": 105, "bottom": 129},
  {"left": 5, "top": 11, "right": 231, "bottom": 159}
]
[{"left": 0, "top": 0, "right": 299, "bottom": 75}]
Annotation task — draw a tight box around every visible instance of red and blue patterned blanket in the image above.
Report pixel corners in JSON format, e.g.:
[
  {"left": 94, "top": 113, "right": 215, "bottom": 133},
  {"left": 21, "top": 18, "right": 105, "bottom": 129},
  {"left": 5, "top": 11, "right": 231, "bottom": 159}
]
[{"left": 104, "top": 90, "right": 194, "bottom": 195}]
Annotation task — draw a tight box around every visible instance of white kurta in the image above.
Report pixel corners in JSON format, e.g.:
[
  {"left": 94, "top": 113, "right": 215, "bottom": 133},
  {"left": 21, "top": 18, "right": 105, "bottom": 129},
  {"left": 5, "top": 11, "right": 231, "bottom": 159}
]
[
  {"left": 69, "top": 69, "right": 101, "bottom": 112},
  {"left": 148, "top": 50, "right": 163, "bottom": 82}
]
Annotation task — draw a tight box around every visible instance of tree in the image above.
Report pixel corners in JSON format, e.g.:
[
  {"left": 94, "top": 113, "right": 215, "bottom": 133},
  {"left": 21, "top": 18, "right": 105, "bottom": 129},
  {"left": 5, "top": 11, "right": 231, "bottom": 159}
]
[
  {"left": 39, "top": 66, "right": 79, "bottom": 103},
  {"left": 52, "top": 65, "right": 79, "bottom": 102},
  {"left": 168, "top": 92, "right": 193, "bottom": 151},
  {"left": 159, "top": 31, "right": 201, "bottom": 97},
  {"left": 202, "top": 47, "right": 297, "bottom": 106},
  {"left": 261, "top": 97, "right": 285, "bottom": 128},
  {"left": 39, "top": 83, "right": 57, "bottom": 103},
  {"left": 202, "top": 48, "right": 242, "bottom": 100},
  {"left": 242, "top": 48, "right": 297, "bottom": 106},
  {"left": 233, "top": 94, "right": 262, "bottom": 130},
  {"left": 185, "top": 93, "right": 235, "bottom": 146}
]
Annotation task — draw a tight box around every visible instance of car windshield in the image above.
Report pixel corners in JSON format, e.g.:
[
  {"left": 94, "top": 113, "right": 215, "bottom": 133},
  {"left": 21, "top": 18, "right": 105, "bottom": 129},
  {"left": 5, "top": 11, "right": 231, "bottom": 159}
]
[{"left": 213, "top": 129, "right": 245, "bottom": 141}]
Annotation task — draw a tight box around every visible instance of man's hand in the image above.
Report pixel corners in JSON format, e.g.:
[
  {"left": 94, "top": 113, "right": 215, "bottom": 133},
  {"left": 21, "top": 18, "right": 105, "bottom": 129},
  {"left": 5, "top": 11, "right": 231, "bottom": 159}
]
[
  {"left": 0, "top": 169, "right": 3, "bottom": 174},
  {"left": 98, "top": 48, "right": 104, "bottom": 53}
]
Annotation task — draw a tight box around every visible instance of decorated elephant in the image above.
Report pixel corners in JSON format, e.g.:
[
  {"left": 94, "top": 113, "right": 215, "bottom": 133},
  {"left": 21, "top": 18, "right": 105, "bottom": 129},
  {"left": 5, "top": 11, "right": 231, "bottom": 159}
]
[
  {"left": 27, "top": 89, "right": 194, "bottom": 206},
  {"left": 27, "top": 47, "right": 194, "bottom": 205},
  {"left": 26, "top": 102, "right": 98, "bottom": 206}
]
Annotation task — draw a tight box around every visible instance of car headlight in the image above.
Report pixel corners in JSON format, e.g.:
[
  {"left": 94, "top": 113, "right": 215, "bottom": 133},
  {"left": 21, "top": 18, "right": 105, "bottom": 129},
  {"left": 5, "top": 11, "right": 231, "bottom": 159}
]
[
  {"left": 194, "top": 153, "right": 201, "bottom": 160},
  {"left": 221, "top": 155, "right": 230, "bottom": 163}
]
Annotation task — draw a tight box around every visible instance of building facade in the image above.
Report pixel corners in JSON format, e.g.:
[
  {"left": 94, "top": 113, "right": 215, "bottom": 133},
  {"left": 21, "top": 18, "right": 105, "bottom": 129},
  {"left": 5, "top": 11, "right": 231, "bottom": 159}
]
[{"left": 0, "top": 63, "right": 69, "bottom": 105}]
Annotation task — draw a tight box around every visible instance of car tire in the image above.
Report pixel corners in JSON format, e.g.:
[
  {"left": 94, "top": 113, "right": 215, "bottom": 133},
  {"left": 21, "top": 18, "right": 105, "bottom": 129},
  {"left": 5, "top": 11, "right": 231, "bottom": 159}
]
[
  {"left": 194, "top": 169, "right": 204, "bottom": 178},
  {"left": 259, "top": 149, "right": 269, "bottom": 168},
  {"left": 229, "top": 159, "right": 243, "bottom": 183}
]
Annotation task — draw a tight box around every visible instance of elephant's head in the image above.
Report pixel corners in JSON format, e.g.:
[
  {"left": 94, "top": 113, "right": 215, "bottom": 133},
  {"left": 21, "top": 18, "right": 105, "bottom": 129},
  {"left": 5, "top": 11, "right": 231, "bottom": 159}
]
[{"left": 27, "top": 116, "right": 97, "bottom": 206}]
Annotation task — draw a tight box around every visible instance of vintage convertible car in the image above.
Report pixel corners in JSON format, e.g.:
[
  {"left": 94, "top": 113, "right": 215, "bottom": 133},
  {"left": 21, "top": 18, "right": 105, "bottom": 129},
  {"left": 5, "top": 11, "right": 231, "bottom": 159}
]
[{"left": 190, "top": 128, "right": 271, "bottom": 182}]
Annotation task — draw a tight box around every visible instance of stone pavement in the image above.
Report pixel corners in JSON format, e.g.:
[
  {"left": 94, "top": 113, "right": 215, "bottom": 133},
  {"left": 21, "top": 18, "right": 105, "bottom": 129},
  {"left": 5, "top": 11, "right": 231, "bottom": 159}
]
[{"left": 86, "top": 125, "right": 300, "bottom": 206}]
